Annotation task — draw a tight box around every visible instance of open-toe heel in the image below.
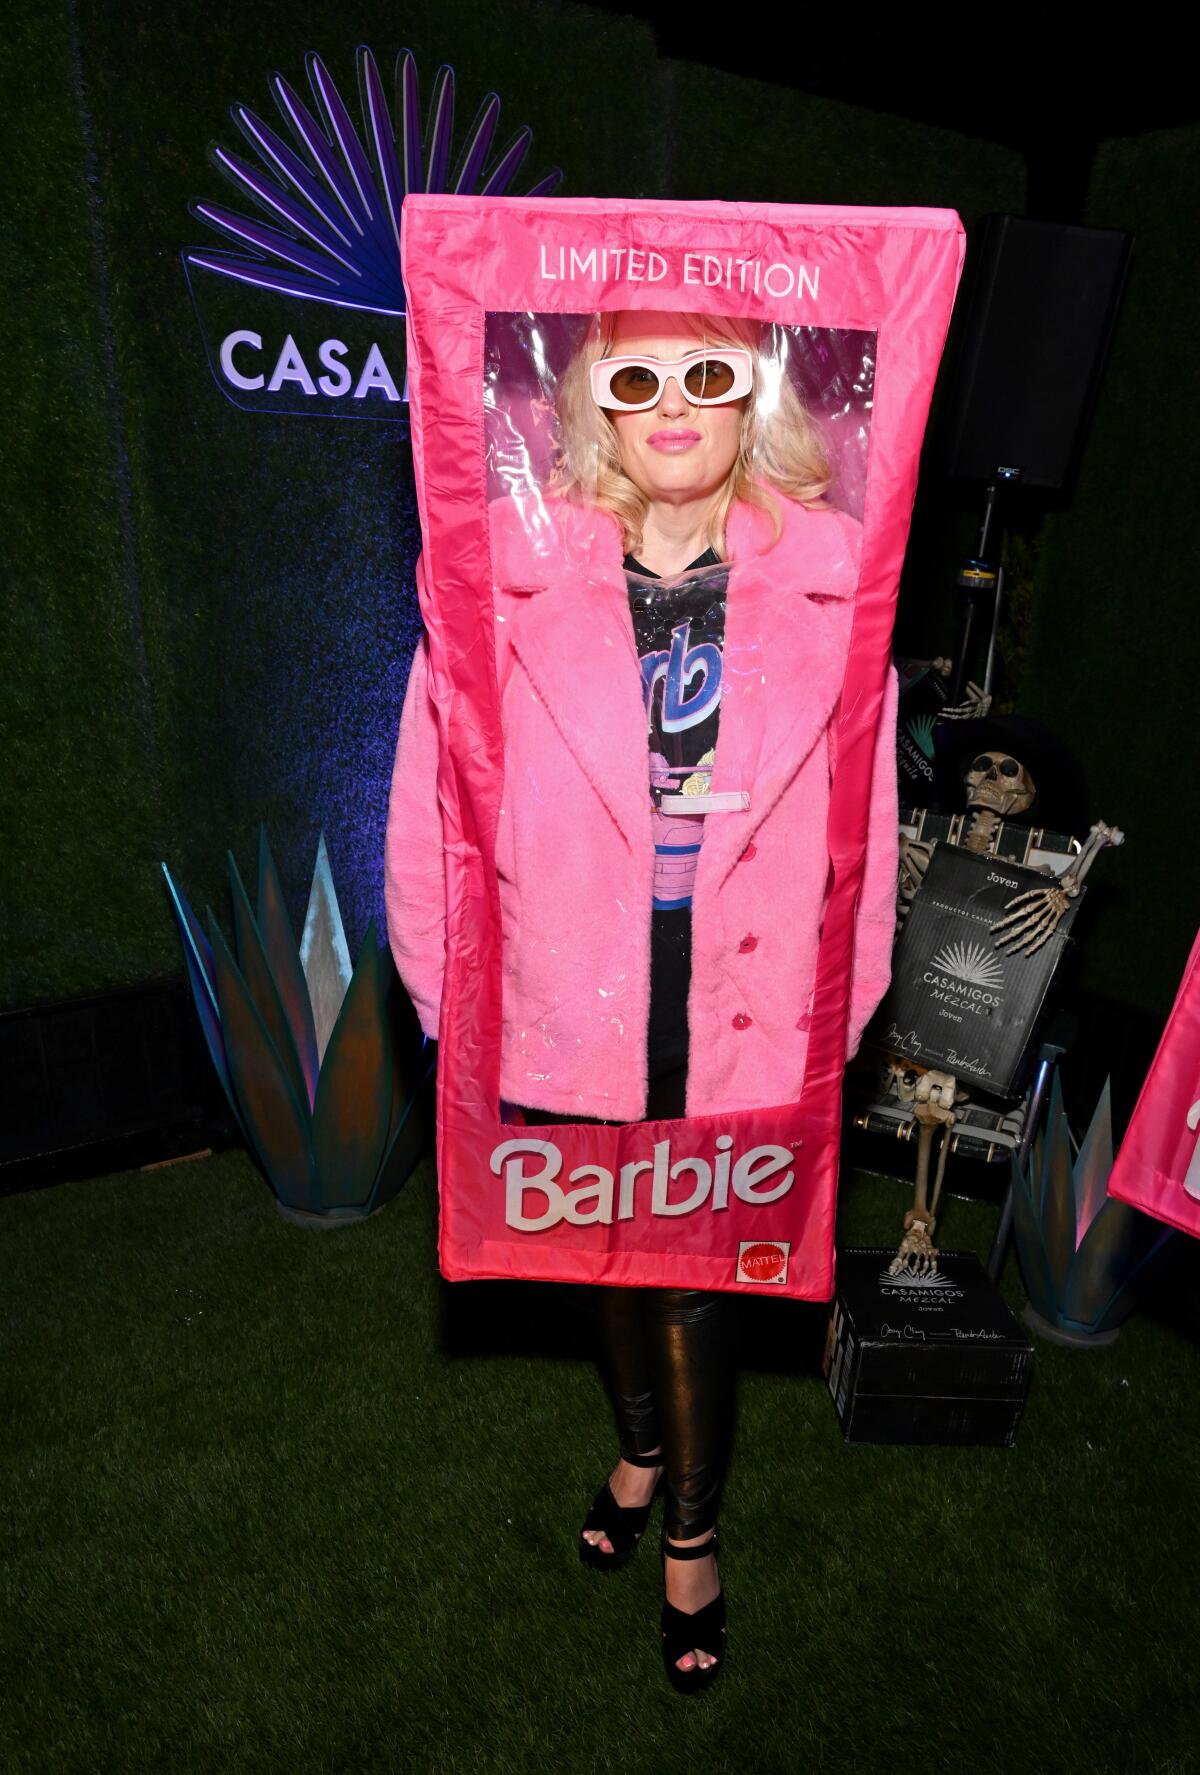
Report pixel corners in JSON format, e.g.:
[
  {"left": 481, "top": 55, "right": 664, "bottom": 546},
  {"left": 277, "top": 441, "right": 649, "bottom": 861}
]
[
  {"left": 578, "top": 1451, "right": 664, "bottom": 1573},
  {"left": 660, "top": 1526, "right": 726, "bottom": 1695}
]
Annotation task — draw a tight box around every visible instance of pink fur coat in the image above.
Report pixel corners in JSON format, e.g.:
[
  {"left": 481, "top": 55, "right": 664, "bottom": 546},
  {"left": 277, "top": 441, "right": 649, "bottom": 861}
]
[{"left": 385, "top": 488, "right": 899, "bottom": 1119}]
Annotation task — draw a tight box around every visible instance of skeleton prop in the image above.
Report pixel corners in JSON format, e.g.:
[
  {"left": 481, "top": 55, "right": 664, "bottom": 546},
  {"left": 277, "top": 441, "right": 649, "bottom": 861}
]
[
  {"left": 883, "top": 720, "right": 1122, "bottom": 1273},
  {"left": 884, "top": 1064, "right": 969, "bottom": 1276},
  {"left": 898, "top": 721, "right": 1122, "bottom": 945},
  {"left": 923, "top": 658, "right": 993, "bottom": 720}
]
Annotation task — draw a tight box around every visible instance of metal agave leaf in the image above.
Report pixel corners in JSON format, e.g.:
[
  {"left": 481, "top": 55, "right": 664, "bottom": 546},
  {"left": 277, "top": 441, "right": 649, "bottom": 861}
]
[
  {"left": 1010, "top": 1068, "right": 1175, "bottom": 1337},
  {"left": 204, "top": 902, "right": 318, "bottom": 1208},
  {"left": 161, "top": 859, "right": 251, "bottom": 1150},
  {"left": 185, "top": 45, "right": 562, "bottom": 315},
  {"left": 225, "top": 843, "right": 313, "bottom": 1122},
  {"left": 162, "top": 824, "right": 431, "bottom": 1218},
  {"left": 300, "top": 830, "right": 356, "bottom": 1074}
]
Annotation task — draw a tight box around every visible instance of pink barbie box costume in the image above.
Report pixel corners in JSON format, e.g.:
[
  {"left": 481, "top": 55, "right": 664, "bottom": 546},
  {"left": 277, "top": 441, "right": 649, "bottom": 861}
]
[
  {"left": 386, "top": 195, "right": 964, "bottom": 1309},
  {"left": 386, "top": 485, "right": 900, "bottom": 1122},
  {"left": 384, "top": 195, "right": 963, "bottom": 1694}
]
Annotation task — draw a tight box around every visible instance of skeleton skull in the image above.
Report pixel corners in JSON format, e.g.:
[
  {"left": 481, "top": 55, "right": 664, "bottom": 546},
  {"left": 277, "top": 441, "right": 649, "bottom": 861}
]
[{"left": 964, "top": 751, "right": 1035, "bottom": 817}]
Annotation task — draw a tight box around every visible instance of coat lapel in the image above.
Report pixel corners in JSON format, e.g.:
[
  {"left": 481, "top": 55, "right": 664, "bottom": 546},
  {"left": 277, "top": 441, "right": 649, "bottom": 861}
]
[
  {"left": 499, "top": 507, "right": 651, "bottom": 852},
  {"left": 491, "top": 491, "right": 857, "bottom": 870},
  {"left": 702, "top": 498, "right": 857, "bottom": 892}
]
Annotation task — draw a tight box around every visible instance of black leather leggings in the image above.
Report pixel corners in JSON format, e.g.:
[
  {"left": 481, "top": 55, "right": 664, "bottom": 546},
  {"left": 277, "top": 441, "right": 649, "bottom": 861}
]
[
  {"left": 521, "top": 908, "right": 738, "bottom": 1540},
  {"left": 589, "top": 1276, "right": 736, "bottom": 1539}
]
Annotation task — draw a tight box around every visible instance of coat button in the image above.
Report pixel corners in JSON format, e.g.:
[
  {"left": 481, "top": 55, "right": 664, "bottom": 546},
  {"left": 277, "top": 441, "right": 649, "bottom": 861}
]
[
  {"left": 732, "top": 1012, "right": 753, "bottom": 1030},
  {"left": 738, "top": 933, "right": 758, "bottom": 952},
  {"left": 740, "top": 841, "right": 757, "bottom": 861}
]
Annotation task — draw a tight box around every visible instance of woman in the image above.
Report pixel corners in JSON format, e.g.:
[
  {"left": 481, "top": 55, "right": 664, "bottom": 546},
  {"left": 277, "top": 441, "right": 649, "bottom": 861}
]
[{"left": 385, "top": 308, "right": 899, "bottom": 1693}]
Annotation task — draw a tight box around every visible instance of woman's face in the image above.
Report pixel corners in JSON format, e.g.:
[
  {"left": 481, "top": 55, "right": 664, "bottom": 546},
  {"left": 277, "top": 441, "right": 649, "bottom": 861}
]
[{"left": 604, "top": 312, "right": 746, "bottom": 507}]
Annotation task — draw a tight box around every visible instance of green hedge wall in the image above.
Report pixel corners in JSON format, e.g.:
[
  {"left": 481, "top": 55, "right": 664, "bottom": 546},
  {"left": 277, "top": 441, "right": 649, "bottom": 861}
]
[
  {"left": 8, "top": 0, "right": 1030, "bottom": 1014},
  {"left": 1021, "top": 124, "right": 1200, "bottom": 1016}
]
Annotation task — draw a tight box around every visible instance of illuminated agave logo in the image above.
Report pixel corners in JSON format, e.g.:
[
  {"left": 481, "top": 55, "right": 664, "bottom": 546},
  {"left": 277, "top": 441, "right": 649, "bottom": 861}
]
[
  {"left": 875, "top": 1264, "right": 956, "bottom": 1292},
  {"left": 906, "top": 711, "right": 936, "bottom": 759},
  {"left": 929, "top": 940, "right": 1006, "bottom": 989},
  {"left": 182, "top": 45, "right": 562, "bottom": 418}
]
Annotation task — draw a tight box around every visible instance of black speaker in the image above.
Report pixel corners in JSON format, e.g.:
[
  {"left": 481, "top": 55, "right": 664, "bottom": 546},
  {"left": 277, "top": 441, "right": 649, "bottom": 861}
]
[{"left": 938, "top": 214, "right": 1133, "bottom": 490}]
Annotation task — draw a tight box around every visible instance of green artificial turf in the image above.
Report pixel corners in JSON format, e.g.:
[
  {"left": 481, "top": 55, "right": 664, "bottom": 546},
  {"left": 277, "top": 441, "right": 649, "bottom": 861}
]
[{"left": 3, "top": 1153, "right": 1196, "bottom": 1774}]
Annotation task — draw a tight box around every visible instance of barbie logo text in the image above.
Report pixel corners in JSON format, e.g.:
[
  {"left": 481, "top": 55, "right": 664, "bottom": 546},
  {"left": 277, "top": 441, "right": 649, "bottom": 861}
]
[
  {"left": 492, "top": 1134, "right": 795, "bottom": 1232},
  {"left": 537, "top": 245, "right": 820, "bottom": 300}
]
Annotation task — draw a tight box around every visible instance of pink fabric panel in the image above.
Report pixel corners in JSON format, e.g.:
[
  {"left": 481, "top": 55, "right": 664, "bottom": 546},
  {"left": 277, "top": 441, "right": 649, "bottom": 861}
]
[
  {"left": 1107, "top": 922, "right": 1200, "bottom": 1239},
  {"left": 394, "top": 195, "right": 965, "bottom": 1299}
]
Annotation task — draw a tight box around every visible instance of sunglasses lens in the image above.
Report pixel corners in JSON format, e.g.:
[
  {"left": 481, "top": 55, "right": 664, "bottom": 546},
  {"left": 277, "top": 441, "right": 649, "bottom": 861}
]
[
  {"left": 607, "top": 364, "right": 662, "bottom": 405},
  {"left": 683, "top": 357, "right": 737, "bottom": 401}
]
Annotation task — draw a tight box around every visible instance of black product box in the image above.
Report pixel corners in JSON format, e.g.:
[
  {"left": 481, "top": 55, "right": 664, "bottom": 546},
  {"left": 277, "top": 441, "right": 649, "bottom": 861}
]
[
  {"left": 893, "top": 656, "right": 950, "bottom": 806},
  {"left": 866, "top": 841, "right": 1082, "bottom": 1095},
  {"left": 822, "top": 1247, "right": 1034, "bottom": 1447}
]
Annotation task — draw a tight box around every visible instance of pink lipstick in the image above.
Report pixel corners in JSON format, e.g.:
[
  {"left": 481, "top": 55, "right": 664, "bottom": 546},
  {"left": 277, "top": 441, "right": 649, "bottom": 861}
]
[{"left": 648, "top": 429, "right": 702, "bottom": 452}]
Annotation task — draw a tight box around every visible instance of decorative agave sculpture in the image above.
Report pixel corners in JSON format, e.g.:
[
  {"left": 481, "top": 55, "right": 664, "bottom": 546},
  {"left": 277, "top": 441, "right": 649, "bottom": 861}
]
[
  {"left": 163, "top": 825, "right": 431, "bottom": 1225},
  {"left": 1010, "top": 1067, "right": 1175, "bottom": 1346},
  {"left": 185, "top": 45, "right": 562, "bottom": 314}
]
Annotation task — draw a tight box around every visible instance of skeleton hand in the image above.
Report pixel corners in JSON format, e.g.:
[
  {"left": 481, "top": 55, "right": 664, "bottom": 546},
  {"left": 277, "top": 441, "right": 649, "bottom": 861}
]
[
  {"left": 943, "top": 683, "right": 993, "bottom": 721},
  {"left": 989, "top": 883, "right": 1072, "bottom": 955},
  {"left": 897, "top": 833, "right": 935, "bottom": 925},
  {"left": 990, "top": 821, "right": 1125, "bottom": 956},
  {"left": 887, "top": 1207, "right": 939, "bottom": 1276}
]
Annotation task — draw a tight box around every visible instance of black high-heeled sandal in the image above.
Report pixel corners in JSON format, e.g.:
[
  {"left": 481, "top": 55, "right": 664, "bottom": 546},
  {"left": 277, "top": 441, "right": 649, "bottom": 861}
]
[
  {"left": 660, "top": 1526, "right": 726, "bottom": 1695},
  {"left": 578, "top": 1450, "right": 665, "bottom": 1573}
]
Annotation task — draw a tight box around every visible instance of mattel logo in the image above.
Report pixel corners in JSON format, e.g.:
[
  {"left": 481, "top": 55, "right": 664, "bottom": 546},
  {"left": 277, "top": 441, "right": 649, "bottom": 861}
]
[{"left": 736, "top": 1240, "right": 790, "bottom": 1285}]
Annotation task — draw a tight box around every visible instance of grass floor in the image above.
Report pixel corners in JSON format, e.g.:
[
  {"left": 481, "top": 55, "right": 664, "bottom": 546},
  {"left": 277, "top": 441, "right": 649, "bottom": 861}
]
[{"left": 3, "top": 1147, "right": 1197, "bottom": 1774}]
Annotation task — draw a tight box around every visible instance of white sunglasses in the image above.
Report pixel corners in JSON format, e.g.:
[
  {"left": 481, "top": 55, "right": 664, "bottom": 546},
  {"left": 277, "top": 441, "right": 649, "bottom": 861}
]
[{"left": 590, "top": 347, "right": 753, "bottom": 411}]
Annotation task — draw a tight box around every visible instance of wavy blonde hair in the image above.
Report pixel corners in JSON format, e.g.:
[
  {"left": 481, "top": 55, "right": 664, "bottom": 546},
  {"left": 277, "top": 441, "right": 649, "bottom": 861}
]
[{"left": 549, "top": 311, "right": 832, "bottom": 559}]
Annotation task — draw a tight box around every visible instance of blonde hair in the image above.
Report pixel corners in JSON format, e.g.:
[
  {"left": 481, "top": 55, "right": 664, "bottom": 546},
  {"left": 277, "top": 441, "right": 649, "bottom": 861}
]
[{"left": 549, "top": 311, "right": 832, "bottom": 559}]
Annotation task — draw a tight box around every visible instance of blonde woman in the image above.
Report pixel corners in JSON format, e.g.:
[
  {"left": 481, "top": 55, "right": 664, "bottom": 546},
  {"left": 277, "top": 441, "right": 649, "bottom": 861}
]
[{"left": 385, "top": 308, "right": 899, "bottom": 1694}]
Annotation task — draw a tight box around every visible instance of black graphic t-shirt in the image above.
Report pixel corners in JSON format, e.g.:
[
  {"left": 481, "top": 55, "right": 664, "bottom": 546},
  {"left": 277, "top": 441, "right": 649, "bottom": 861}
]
[{"left": 623, "top": 547, "right": 730, "bottom": 911}]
